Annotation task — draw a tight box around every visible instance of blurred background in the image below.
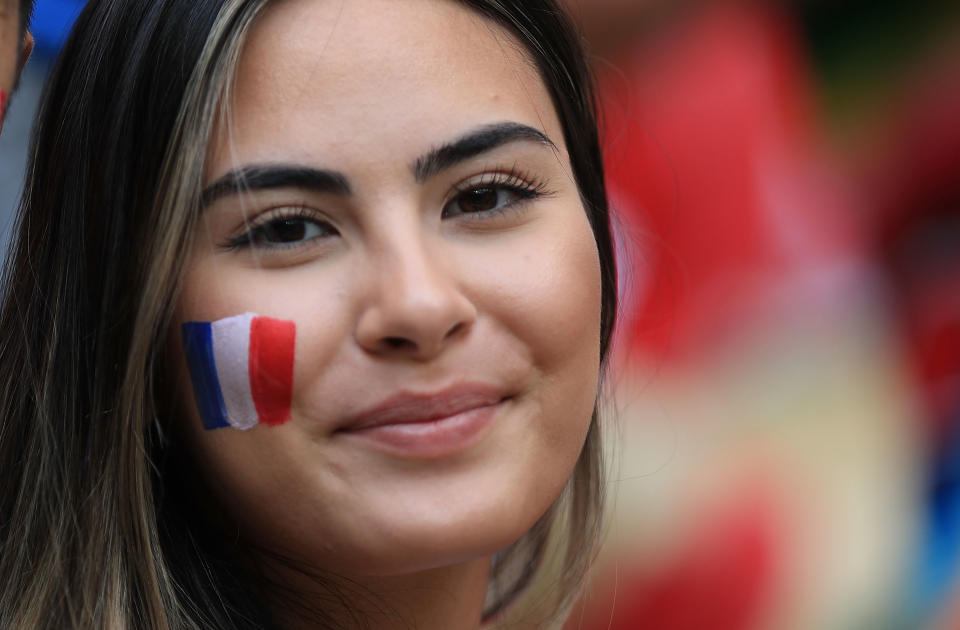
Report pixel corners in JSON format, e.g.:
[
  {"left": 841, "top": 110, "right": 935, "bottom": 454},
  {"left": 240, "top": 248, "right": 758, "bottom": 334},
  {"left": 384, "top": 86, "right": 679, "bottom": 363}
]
[
  {"left": 2, "top": 1, "right": 958, "bottom": 629},
  {"left": 555, "top": 1, "right": 960, "bottom": 629}
]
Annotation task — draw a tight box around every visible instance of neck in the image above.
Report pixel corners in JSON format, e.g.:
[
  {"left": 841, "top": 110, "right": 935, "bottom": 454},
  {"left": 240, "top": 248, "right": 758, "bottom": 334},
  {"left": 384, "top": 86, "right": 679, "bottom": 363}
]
[{"left": 271, "top": 556, "right": 492, "bottom": 630}]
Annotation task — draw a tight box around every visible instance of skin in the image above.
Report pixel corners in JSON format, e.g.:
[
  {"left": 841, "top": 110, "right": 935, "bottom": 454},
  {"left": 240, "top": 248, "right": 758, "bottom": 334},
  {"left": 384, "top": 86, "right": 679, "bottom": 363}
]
[
  {"left": 0, "top": 0, "right": 32, "bottom": 135},
  {"left": 174, "top": 0, "right": 602, "bottom": 626}
]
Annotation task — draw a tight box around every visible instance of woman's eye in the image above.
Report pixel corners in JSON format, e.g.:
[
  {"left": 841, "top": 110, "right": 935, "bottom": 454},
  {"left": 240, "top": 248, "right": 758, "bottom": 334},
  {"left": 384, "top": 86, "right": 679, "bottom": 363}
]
[
  {"left": 444, "top": 185, "right": 526, "bottom": 218},
  {"left": 257, "top": 218, "right": 320, "bottom": 243},
  {"left": 234, "top": 215, "right": 335, "bottom": 249}
]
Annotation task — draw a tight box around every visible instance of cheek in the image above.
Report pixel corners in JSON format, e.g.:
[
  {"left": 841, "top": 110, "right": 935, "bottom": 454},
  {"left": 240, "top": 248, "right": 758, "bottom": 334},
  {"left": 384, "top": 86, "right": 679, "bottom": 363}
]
[
  {"left": 481, "top": 207, "right": 603, "bottom": 381},
  {"left": 515, "top": 208, "right": 603, "bottom": 500},
  {"left": 176, "top": 256, "right": 358, "bottom": 423},
  {"left": 465, "top": 204, "right": 603, "bottom": 467}
]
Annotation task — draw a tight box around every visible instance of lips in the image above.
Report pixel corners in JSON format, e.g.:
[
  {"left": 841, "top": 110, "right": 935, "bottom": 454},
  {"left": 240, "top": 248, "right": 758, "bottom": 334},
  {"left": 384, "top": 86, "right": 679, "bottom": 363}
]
[
  {"left": 339, "top": 383, "right": 506, "bottom": 431},
  {"left": 334, "top": 383, "right": 508, "bottom": 457}
]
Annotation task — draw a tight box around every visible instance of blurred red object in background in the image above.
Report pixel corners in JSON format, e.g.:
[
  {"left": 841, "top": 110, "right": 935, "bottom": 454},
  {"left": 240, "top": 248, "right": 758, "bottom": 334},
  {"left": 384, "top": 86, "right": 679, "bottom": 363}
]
[
  {"left": 600, "top": 1, "right": 863, "bottom": 368},
  {"left": 867, "top": 37, "right": 960, "bottom": 440},
  {"left": 568, "top": 485, "right": 779, "bottom": 630}
]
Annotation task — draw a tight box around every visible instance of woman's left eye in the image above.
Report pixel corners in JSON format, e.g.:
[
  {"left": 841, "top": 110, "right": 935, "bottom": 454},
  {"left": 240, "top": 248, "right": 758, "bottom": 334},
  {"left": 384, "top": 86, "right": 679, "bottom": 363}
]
[
  {"left": 445, "top": 187, "right": 516, "bottom": 216},
  {"left": 442, "top": 175, "right": 547, "bottom": 219}
]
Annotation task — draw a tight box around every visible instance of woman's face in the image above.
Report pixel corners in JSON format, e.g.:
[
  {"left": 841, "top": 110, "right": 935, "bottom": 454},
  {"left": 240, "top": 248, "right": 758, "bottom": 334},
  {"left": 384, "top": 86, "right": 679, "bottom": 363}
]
[{"left": 175, "top": 0, "right": 602, "bottom": 577}]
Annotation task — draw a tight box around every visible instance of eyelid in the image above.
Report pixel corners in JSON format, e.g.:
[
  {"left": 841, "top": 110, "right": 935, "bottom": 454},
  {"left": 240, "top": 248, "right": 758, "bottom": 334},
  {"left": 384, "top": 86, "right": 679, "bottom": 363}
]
[
  {"left": 449, "top": 166, "right": 546, "bottom": 196},
  {"left": 246, "top": 203, "right": 325, "bottom": 225},
  {"left": 441, "top": 165, "right": 554, "bottom": 223},
  {"left": 220, "top": 204, "right": 334, "bottom": 250}
]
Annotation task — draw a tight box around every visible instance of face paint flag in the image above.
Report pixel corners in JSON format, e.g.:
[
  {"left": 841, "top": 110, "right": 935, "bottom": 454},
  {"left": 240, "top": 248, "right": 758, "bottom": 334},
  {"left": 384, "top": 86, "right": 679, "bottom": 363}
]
[{"left": 182, "top": 313, "right": 295, "bottom": 430}]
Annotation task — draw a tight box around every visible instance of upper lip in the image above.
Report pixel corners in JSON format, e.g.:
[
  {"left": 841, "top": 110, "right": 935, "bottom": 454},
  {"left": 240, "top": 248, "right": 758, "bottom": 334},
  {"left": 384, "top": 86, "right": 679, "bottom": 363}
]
[{"left": 338, "top": 383, "right": 507, "bottom": 432}]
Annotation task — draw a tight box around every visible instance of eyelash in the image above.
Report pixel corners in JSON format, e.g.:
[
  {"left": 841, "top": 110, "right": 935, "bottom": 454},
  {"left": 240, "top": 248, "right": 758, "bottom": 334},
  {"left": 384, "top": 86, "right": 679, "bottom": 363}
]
[
  {"left": 221, "top": 167, "right": 551, "bottom": 251},
  {"left": 223, "top": 206, "right": 334, "bottom": 251},
  {"left": 443, "top": 167, "right": 551, "bottom": 220}
]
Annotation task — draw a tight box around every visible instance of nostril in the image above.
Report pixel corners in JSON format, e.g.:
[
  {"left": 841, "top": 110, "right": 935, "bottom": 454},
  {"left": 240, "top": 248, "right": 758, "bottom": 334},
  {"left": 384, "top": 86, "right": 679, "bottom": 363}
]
[{"left": 383, "top": 336, "right": 411, "bottom": 350}]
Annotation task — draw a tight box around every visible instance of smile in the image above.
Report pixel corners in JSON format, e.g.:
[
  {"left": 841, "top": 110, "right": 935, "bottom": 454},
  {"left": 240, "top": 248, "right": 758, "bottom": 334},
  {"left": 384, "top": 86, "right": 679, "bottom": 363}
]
[{"left": 334, "top": 384, "right": 509, "bottom": 458}]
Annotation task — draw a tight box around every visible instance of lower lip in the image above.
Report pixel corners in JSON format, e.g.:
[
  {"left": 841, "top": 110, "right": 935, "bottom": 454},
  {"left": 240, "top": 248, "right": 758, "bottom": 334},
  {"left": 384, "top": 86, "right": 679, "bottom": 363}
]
[{"left": 337, "top": 401, "right": 503, "bottom": 458}]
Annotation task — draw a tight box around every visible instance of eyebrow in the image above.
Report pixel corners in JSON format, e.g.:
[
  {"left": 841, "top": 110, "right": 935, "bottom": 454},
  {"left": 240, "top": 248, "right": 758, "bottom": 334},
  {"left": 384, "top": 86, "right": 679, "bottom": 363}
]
[
  {"left": 412, "top": 122, "right": 556, "bottom": 182},
  {"left": 200, "top": 165, "right": 351, "bottom": 208},
  {"left": 200, "top": 121, "right": 556, "bottom": 208}
]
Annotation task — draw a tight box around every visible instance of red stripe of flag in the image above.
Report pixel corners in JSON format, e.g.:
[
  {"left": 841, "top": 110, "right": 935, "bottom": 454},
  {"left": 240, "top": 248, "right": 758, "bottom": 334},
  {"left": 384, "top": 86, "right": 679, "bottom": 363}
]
[{"left": 249, "top": 316, "right": 296, "bottom": 426}]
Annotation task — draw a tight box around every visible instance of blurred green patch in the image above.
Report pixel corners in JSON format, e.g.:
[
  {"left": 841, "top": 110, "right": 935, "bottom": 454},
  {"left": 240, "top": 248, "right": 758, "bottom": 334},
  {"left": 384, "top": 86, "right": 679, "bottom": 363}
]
[{"left": 799, "top": 0, "right": 960, "bottom": 137}]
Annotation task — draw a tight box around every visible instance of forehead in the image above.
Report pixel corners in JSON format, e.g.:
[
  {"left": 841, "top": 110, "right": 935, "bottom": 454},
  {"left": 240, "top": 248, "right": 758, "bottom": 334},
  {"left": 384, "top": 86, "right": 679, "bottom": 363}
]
[{"left": 209, "top": 0, "right": 565, "bottom": 177}]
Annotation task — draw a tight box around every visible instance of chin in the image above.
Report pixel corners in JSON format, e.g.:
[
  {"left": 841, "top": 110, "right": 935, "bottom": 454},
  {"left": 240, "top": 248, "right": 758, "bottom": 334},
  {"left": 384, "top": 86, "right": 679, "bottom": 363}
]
[{"left": 282, "top": 469, "right": 566, "bottom": 579}]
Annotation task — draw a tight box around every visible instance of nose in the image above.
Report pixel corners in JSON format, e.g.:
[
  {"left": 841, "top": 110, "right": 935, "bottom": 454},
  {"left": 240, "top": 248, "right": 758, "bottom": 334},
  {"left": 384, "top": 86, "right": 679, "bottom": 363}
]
[{"left": 355, "top": 237, "right": 476, "bottom": 360}]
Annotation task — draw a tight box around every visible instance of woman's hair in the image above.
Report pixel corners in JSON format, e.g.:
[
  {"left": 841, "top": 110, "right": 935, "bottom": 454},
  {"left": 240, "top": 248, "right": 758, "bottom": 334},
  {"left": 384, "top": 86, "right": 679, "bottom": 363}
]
[
  {"left": 0, "top": 0, "right": 616, "bottom": 627},
  {"left": 19, "top": 0, "right": 33, "bottom": 33}
]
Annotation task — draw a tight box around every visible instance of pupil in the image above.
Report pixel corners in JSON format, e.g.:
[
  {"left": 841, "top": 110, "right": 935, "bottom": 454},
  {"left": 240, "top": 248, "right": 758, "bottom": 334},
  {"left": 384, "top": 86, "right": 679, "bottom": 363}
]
[
  {"left": 265, "top": 219, "right": 306, "bottom": 243},
  {"left": 462, "top": 188, "right": 498, "bottom": 213}
]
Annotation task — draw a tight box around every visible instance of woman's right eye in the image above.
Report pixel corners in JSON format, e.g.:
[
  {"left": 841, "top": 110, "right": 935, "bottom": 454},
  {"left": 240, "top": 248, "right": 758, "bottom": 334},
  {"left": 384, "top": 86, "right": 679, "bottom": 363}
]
[
  {"left": 251, "top": 217, "right": 332, "bottom": 245},
  {"left": 226, "top": 211, "right": 337, "bottom": 250}
]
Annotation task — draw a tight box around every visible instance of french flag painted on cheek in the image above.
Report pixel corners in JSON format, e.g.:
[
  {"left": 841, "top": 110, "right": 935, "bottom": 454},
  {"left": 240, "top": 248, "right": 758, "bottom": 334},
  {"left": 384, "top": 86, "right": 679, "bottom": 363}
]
[{"left": 181, "top": 313, "right": 296, "bottom": 430}]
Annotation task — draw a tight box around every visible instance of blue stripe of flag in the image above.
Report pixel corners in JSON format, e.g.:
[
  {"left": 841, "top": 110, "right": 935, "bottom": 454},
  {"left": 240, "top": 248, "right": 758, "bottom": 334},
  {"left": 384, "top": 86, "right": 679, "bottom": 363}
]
[{"left": 181, "top": 322, "right": 230, "bottom": 430}]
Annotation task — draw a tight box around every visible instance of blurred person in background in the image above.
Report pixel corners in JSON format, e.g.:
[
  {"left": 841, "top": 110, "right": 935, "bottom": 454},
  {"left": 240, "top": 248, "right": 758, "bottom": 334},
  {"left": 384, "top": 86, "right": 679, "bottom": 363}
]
[
  {"left": 1, "top": 0, "right": 83, "bottom": 260},
  {"left": 0, "top": 0, "right": 33, "bottom": 136}
]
